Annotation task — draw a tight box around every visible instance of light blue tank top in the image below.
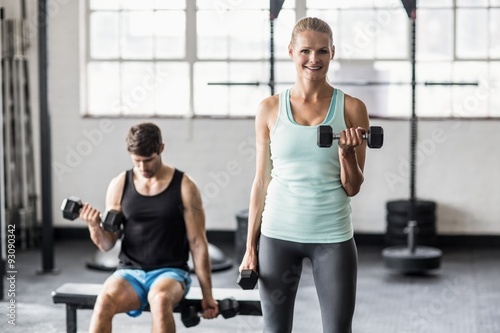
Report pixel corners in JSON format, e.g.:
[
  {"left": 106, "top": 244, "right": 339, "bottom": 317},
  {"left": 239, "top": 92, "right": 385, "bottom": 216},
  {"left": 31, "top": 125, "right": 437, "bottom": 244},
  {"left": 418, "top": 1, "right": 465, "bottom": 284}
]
[{"left": 261, "top": 88, "right": 353, "bottom": 243}]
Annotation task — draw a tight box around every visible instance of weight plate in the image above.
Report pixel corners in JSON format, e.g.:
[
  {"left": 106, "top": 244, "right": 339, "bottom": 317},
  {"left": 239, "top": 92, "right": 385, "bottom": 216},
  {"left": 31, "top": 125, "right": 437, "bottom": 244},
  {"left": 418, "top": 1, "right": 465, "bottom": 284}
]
[
  {"left": 386, "top": 200, "right": 436, "bottom": 215},
  {"left": 387, "top": 214, "right": 436, "bottom": 227},
  {"left": 382, "top": 245, "right": 442, "bottom": 273},
  {"left": 384, "top": 234, "right": 437, "bottom": 246},
  {"left": 386, "top": 225, "right": 436, "bottom": 237}
]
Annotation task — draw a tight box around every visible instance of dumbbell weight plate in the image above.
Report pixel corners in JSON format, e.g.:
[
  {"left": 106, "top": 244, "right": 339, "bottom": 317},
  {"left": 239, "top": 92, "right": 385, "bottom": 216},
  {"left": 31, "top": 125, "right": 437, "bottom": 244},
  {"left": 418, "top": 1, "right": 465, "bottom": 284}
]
[
  {"left": 317, "top": 125, "right": 333, "bottom": 147},
  {"left": 219, "top": 298, "right": 239, "bottom": 319},
  {"left": 102, "top": 210, "right": 124, "bottom": 232},
  {"left": 181, "top": 305, "right": 201, "bottom": 328},
  {"left": 237, "top": 269, "right": 259, "bottom": 290},
  {"left": 60, "top": 196, "right": 83, "bottom": 220},
  {"left": 367, "top": 126, "right": 384, "bottom": 148}
]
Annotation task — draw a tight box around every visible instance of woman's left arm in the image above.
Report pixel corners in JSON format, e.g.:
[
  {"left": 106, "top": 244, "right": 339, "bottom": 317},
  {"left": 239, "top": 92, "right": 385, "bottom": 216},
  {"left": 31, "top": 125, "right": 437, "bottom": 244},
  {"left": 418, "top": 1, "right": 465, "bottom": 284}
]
[{"left": 339, "top": 95, "right": 370, "bottom": 197}]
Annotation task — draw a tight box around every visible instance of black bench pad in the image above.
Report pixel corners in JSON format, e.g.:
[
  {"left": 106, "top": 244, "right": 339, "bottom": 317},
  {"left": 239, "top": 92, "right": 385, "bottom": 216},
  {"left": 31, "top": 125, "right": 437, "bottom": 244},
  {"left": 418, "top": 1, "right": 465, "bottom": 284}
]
[{"left": 51, "top": 283, "right": 261, "bottom": 333}]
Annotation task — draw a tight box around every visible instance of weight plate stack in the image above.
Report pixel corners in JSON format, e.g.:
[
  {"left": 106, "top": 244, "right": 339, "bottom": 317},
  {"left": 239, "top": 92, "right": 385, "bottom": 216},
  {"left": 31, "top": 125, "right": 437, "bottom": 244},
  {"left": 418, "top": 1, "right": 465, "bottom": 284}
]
[{"left": 385, "top": 200, "right": 438, "bottom": 246}]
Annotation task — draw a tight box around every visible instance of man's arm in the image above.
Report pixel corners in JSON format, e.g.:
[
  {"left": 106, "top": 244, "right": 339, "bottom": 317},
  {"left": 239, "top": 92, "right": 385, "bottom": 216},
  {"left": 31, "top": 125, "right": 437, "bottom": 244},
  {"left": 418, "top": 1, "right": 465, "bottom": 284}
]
[
  {"left": 80, "top": 172, "right": 125, "bottom": 252},
  {"left": 181, "top": 174, "right": 218, "bottom": 318}
]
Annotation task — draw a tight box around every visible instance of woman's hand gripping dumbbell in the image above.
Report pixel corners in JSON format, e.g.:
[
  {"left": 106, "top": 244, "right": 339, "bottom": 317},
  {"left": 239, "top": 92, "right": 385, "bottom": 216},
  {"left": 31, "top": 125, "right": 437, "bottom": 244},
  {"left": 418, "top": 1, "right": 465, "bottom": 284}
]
[{"left": 317, "top": 125, "right": 384, "bottom": 149}]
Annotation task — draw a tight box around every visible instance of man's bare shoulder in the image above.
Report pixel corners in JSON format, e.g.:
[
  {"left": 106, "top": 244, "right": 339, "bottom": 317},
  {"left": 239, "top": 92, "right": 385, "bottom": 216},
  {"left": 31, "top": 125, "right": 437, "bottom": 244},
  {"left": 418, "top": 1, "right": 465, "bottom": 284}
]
[
  {"left": 180, "top": 173, "right": 202, "bottom": 195},
  {"left": 109, "top": 171, "right": 127, "bottom": 188},
  {"left": 106, "top": 171, "right": 127, "bottom": 206},
  {"left": 180, "top": 173, "right": 204, "bottom": 211}
]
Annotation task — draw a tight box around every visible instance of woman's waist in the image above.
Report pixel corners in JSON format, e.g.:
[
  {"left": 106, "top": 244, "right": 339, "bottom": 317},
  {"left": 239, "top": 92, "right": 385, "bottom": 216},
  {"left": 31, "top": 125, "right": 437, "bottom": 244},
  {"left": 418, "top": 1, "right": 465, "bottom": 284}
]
[{"left": 268, "top": 176, "right": 346, "bottom": 198}]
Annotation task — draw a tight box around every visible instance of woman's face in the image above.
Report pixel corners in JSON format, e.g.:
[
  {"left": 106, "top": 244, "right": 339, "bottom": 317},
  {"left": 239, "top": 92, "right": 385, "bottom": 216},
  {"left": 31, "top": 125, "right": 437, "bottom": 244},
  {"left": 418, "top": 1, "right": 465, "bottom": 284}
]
[{"left": 289, "top": 30, "right": 334, "bottom": 82}]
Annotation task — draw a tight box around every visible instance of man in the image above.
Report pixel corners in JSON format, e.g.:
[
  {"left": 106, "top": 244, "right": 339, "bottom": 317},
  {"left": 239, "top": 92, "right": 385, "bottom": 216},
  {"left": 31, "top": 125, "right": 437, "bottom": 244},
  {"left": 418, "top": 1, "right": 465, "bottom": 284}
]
[{"left": 80, "top": 122, "right": 218, "bottom": 333}]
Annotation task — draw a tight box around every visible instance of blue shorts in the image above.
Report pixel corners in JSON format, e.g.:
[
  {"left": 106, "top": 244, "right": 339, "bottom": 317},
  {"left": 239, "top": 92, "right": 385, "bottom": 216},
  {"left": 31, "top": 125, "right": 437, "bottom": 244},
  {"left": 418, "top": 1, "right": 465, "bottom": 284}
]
[{"left": 113, "top": 267, "right": 192, "bottom": 317}]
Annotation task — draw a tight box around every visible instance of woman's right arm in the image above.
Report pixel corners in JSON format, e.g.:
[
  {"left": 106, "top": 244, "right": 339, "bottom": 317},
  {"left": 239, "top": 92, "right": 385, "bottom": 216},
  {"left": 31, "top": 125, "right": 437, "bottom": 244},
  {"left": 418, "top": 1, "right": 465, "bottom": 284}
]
[{"left": 239, "top": 96, "right": 277, "bottom": 273}]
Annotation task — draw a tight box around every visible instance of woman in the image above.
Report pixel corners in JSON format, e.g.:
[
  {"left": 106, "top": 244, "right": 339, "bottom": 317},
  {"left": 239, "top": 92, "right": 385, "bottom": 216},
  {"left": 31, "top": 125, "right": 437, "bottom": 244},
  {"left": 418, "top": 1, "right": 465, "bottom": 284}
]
[{"left": 240, "top": 17, "right": 370, "bottom": 333}]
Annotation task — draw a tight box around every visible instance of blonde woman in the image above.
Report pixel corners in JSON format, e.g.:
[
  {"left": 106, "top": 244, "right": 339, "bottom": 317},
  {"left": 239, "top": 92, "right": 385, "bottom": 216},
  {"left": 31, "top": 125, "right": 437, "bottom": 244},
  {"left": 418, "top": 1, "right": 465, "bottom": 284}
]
[{"left": 240, "top": 17, "right": 369, "bottom": 333}]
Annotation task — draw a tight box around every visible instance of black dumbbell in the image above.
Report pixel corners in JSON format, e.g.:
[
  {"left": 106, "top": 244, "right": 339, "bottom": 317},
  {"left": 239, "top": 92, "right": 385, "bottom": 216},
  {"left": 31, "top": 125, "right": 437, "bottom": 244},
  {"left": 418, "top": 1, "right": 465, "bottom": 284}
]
[
  {"left": 60, "top": 196, "right": 123, "bottom": 232},
  {"left": 219, "top": 298, "right": 239, "bottom": 319},
  {"left": 237, "top": 269, "right": 259, "bottom": 290},
  {"left": 181, "top": 298, "right": 239, "bottom": 327},
  {"left": 317, "top": 125, "right": 384, "bottom": 149}
]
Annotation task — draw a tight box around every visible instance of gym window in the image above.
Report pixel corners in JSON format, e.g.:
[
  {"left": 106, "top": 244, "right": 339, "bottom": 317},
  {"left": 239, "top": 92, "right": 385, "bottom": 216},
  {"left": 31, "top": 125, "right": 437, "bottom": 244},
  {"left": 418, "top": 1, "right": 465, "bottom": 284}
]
[{"left": 83, "top": 0, "right": 500, "bottom": 118}]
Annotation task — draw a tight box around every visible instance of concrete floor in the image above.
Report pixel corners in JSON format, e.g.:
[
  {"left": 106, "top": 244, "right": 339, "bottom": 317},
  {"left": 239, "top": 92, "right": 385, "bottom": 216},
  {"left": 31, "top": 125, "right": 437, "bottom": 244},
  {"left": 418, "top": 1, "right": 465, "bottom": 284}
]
[{"left": 0, "top": 238, "right": 499, "bottom": 332}]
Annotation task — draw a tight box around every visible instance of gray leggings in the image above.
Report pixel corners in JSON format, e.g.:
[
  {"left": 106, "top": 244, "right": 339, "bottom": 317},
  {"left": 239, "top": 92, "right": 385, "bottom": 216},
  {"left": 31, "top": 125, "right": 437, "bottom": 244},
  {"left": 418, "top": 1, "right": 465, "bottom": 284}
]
[{"left": 258, "top": 235, "right": 357, "bottom": 333}]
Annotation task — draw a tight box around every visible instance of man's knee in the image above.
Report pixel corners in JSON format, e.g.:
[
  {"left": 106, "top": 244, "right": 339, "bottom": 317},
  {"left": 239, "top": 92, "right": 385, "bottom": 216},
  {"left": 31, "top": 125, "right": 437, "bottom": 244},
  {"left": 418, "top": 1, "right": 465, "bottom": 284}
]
[
  {"left": 148, "top": 289, "right": 177, "bottom": 312},
  {"left": 94, "top": 292, "right": 121, "bottom": 317}
]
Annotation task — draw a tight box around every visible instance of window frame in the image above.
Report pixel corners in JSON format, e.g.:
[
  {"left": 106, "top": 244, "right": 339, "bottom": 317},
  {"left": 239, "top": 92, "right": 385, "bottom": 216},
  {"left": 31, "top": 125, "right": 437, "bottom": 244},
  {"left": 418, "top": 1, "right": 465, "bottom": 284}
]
[{"left": 81, "top": 0, "right": 500, "bottom": 119}]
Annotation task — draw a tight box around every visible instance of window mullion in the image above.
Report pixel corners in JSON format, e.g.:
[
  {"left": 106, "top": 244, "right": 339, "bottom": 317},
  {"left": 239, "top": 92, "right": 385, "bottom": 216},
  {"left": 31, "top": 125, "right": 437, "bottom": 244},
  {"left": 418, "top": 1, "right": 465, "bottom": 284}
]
[
  {"left": 118, "top": 7, "right": 123, "bottom": 115},
  {"left": 82, "top": 0, "right": 91, "bottom": 115},
  {"left": 186, "top": 0, "right": 196, "bottom": 117}
]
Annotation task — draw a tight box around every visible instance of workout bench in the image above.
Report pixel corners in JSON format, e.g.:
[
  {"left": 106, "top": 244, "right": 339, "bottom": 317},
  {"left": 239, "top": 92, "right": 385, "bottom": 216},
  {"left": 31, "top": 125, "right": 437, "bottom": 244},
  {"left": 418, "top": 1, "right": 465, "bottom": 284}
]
[{"left": 51, "top": 283, "right": 262, "bottom": 333}]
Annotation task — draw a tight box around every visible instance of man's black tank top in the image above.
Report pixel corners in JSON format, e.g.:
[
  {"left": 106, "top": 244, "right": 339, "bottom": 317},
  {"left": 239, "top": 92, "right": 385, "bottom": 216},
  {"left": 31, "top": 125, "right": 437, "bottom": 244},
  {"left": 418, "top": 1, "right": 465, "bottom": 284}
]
[{"left": 118, "top": 168, "right": 189, "bottom": 272}]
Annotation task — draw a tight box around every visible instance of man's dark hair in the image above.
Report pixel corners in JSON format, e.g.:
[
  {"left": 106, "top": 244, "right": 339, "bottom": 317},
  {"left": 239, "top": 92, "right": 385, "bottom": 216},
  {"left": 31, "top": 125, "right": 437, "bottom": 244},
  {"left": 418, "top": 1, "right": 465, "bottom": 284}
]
[{"left": 126, "top": 122, "right": 163, "bottom": 156}]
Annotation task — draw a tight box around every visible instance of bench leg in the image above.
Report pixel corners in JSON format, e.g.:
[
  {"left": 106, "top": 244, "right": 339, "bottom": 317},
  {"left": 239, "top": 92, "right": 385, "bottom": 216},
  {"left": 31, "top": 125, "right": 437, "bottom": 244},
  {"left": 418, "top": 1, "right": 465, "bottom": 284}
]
[{"left": 66, "top": 305, "right": 77, "bottom": 333}]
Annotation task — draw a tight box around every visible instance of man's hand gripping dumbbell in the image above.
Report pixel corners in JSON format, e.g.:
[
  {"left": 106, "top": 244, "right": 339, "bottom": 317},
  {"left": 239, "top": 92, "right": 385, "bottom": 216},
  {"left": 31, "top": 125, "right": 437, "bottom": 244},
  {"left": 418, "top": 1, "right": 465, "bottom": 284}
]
[
  {"left": 60, "top": 196, "right": 124, "bottom": 233},
  {"left": 181, "top": 298, "right": 240, "bottom": 328}
]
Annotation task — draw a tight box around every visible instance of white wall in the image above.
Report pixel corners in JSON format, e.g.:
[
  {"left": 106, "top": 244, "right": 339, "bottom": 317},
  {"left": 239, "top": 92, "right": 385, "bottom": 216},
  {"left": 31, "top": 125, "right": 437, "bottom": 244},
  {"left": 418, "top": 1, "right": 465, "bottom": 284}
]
[
  {"left": 351, "top": 119, "right": 500, "bottom": 235},
  {"left": 46, "top": 0, "right": 500, "bottom": 234}
]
